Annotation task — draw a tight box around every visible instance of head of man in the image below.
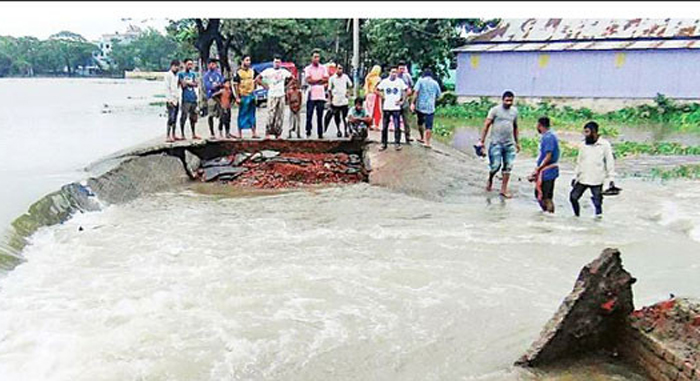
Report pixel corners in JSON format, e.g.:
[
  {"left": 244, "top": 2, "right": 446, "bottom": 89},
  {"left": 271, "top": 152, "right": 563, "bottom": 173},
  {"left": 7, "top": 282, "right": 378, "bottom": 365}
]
[
  {"left": 170, "top": 59, "right": 180, "bottom": 73},
  {"left": 208, "top": 58, "right": 218, "bottom": 71},
  {"left": 502, "top": 90, "right": 515, "bottom": 109},
  {"left": 311, "top": 50, "right": 321, "bottom": 66},
  {"left": 583, "top": 121, "right": 600, "bottom": 145},
  {"left": 183, "top": 58, "right": 194, "bottom": 72},
  {"left": 336, "top": 64, "right": 343, "bottom": 76},
  {"left": 354, "top": 96, "right": 364, "bottom": 112},
  {"left": 389, "top": 67, "right": 398, "bottom": 80},
  {"left": 273, "top": 55, "right": 282, "bottom": 69},
  {"left": 422, "top": 68, "right": 433, "bottom": 79},
  {"left": 398, "top": 61, "right": 407, "bottom": 75},
  {"left": 241, "top": 55, "right": 251, "bottom": 69},
  {"left": 537, "top": 116, "right": 550, "bottom": 134}
]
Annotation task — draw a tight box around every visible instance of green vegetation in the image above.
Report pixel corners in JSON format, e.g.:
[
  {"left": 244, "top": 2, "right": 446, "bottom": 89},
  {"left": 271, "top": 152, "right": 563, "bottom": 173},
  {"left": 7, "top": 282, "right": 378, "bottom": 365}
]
[
  {"left": 110, "top": 28, "right": 195, "bottom": 72},
  {"left": 650, "top": 165, "right": 700, "bottom": 180},
  {"left": 0, "top": 32, "right": 96, "bottom": 76},
  {"left": 517, "top": 137, "right": 700, "bottom": 161},
  {"left": 434, "top": 94, "right": 700, "bottom": 137}
]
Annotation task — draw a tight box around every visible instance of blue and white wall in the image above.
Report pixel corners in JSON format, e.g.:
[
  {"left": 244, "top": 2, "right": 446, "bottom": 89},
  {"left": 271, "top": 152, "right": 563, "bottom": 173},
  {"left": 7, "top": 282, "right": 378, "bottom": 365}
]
[{"left": 456, "top": 49, "right": 700, "bottom": 99}]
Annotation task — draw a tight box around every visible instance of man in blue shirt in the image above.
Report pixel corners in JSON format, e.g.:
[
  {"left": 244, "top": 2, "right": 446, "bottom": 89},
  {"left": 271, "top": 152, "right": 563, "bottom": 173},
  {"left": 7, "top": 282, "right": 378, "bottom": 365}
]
[
  {"left": 203, "top": 58, "right": 225, "bottom": 140},
  {"left": 528, "top": 116, "right": 560, "bottom": 213},
  {"left": 178, "top": 58, "right": 201, "bottom": 140},
  {"left": 411, "top": 69, "right": 441, "bottom": 147}
]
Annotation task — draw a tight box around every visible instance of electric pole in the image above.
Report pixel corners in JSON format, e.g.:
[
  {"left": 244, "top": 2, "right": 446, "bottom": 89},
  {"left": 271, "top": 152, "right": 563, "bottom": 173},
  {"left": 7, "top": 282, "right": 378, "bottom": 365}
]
[{"left": 352, "top": 18, "right": 360, "bottom": 98}]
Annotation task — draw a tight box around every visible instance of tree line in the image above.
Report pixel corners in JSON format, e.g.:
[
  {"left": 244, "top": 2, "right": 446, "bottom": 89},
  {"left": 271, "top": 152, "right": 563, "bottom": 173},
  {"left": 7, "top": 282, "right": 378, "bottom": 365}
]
[{"left": 0, "top": 18, "right": 498, "bottom": 81}]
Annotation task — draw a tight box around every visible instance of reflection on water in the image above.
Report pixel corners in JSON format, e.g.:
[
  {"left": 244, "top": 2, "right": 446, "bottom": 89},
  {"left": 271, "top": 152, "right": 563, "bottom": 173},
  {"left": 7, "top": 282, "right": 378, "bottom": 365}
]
[{"left": 0, "top": 179, "right": 697, "bottom": 380}]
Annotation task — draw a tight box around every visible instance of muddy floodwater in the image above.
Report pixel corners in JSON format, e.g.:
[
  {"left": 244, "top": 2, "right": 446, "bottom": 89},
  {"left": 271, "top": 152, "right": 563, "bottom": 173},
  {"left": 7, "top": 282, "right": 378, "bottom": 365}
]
[{"left": 0, "top": 79, "right": 699, "bottom": 380}]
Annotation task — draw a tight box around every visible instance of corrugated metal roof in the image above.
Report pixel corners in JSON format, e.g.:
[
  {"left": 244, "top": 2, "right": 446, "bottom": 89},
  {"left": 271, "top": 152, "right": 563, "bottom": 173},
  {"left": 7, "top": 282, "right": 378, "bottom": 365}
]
[{"left": 455, "top": 18, "right": 700, "bottom": 53}]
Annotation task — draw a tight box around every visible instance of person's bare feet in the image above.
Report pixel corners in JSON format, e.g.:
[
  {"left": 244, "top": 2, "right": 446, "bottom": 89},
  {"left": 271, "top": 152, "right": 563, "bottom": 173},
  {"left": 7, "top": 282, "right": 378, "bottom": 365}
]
[
  {"left": 174, "top": 136, "right": 185, "bottom": 141},
  {"left": 166, "top": 137, "right": 175, "bottom": 143},
  {"left": 499, "top": 191, "right": 513, "bottom": 199},
  {"left": 486, "top": 179, "right": 493, "bottom": 192},
  {"left": 193, "top": 134, "right": 202, "bottom": 140}
]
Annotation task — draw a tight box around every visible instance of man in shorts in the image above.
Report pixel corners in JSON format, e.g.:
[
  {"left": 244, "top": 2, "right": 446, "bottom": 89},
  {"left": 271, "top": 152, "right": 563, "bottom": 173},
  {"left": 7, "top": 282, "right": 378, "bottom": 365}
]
[
  {"left": 178, "top": 58, "right": 201, "bottom": 140},
  {"left": 478, "top": 91, "right": 520, "bottom": 198},
  {"left": 528, "top": 117, "right": 559, "bottom": 213},
  {"left": 411, "top": 68, "right": 441, "bottom": 147},
  {"left": 203, "top": 58, "right": 224, "bottom": 140}
]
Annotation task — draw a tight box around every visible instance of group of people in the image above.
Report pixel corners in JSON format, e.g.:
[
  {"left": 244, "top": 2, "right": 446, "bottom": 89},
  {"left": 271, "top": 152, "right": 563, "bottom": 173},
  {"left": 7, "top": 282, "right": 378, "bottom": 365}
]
[
  {"left": 478, "top": 91, "right": 617, "bottom": 217},
  {"left": 163, "top": 50, "right": 442, "bottom": 149}
]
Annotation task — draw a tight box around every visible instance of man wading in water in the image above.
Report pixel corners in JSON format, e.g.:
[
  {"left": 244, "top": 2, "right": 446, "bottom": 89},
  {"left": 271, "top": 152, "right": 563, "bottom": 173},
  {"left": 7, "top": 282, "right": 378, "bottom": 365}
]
[
  {"left": 570, "top": 121, "right": 616, "bottom": 217},
  {"left": 528, "top": 117, "right": 559, "bottom": 213},
  {"left": 478, "top": 91, "right": 520, "bottom": 198}
]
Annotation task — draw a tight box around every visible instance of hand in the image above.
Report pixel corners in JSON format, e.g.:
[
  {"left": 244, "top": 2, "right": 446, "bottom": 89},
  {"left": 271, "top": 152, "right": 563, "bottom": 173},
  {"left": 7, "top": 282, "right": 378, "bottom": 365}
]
[
  {"left": 395, "top": 100, "right": 402, "bottom": 106},
  {"left": 527, "top": 172, "right": 537, "bottom": 182},
  {"left": 235, "top": 98, "right": 241, "bottom": 105},
  {"left": 516, "top": 142, "right": 521, "bottom": 153},
  {"left": 410, "top": 103, "right": 415, "bottom": 112}
]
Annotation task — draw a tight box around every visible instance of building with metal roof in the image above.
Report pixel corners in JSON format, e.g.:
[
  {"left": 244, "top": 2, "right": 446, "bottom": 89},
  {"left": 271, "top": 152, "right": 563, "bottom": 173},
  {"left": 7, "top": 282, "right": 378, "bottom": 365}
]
[{"left": 454, "top": 19, "right": 700, "bottom": 99}]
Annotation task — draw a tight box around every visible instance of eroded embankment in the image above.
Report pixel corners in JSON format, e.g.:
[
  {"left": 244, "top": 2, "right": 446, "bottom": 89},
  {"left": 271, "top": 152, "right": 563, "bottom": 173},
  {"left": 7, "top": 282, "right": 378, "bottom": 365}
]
[{"left": 1, "top": 135, "right": 482, "bottom": 271}]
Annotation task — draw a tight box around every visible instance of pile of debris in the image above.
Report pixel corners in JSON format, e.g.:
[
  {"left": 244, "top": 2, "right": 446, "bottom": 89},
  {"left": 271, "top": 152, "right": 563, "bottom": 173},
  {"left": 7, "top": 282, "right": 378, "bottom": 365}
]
[{"left": 195, "top": 150, "right": 366, "bottom": 189}]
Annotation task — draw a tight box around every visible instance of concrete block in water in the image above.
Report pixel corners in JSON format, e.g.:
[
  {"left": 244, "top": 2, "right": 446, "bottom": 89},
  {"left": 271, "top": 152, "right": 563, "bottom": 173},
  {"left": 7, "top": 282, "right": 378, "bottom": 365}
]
[
  {"left": 184, "top": 150, "right": 202, "bottom": 178},
  {"left": 516, "top": 248, "right": 636, "bottom": 367}
]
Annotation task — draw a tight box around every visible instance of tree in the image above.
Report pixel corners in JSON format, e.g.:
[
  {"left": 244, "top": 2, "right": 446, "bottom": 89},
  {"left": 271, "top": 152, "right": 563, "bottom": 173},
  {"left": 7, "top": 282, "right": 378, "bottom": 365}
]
[
  {"left": 49, "top": 31, "right": 97, "bottom": 75},
  {"left": 110, "top": 28, "right": 179, "bottom": 72}
]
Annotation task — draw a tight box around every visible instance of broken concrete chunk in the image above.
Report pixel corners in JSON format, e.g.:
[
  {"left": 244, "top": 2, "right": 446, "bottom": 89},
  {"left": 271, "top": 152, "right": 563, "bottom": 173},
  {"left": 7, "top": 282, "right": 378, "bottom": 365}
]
[
  {"left": 261, "top": 150, "right": 280, "bottom": 159},
  {"left": 203, "top": 166, "right": 249, "bottom": 182},
  {"left": 202, "top": 156, "right": 234, "bottom": 168},
  {"left": 516, "top": 248, "right": 636, "bottom": 367},
  {"left": 233, "top": 153, "right": 252, "bottom": 166},
  {"left": 184, "top": 150, "right": 202, "bottom": 178}
]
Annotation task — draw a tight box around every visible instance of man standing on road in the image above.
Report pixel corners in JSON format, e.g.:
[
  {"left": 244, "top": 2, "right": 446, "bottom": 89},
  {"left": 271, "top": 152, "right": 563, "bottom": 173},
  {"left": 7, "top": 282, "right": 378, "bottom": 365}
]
[
  {"left": 203, "top": 58, "right": 224, "bottom": 140},
  {"left": 376, "top": 66, "right": 407, "bottom": 151},
  {"left": 233, "top": 55, "right": 259, "bottom": 139},
  {"left": 411, "top": 68, "right": 441, "bottom": 147},
  {"left": 397, "top": 61, "right": 414, "bottom": 144},
  {"left": 257, "top": 55, "right": 291, "bottom": 139},
  {"left": 570, "top": 121, "right": 617, "bottom": 217},
  {"left": 164, "top": 59, "right": 180, "bottom": 142},
  {"left": 178, "top": 58, "right": 201, "bottom": 140},
  {"left": 478, "top": 91, "right": 520, "bottom": 198},
  {"left": 327, "top": 64, "right": 353, "bottom": 138},
  {"left": 304, "top": 50, "right": 329, "bottom": 139},
  {"left": 528, "top": 117, "right": 559, "bottom": 213}
]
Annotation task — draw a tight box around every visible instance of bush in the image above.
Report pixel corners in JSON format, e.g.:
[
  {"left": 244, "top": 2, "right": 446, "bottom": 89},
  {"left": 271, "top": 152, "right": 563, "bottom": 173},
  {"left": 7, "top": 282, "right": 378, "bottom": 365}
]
[{"left": 436, "top": 91, "right": 457, "bottom": 107}]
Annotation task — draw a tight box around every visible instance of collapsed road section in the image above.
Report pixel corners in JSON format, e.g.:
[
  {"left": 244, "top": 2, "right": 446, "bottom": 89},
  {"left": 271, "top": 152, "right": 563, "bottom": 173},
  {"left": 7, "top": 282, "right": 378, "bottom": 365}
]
[{"left": 517, "top": 248, "right": 699, "bottom": 381}]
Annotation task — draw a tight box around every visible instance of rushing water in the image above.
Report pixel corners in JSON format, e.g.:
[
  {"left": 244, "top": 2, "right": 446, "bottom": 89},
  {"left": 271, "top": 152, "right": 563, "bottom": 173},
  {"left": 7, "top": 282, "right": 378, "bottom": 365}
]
[
  {"left": 0, "top": 78, "right": 164, "bottom": 229},
  {"left": 0, "top": 79, "right": 699, "bottom": 380}
]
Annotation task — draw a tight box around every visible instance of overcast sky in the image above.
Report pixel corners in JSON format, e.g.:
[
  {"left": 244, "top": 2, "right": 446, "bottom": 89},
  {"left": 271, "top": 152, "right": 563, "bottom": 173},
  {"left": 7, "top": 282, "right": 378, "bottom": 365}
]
[
  {"left": 0, "top": 1, "right": 693, "bottom": 41},
  {"left": 0, "top": 15, "right": 169, "bottom": 41}
]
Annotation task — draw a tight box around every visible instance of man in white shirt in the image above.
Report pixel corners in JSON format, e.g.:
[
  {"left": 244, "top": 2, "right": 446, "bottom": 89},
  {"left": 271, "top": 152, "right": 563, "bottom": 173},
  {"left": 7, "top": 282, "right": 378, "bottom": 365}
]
[
  {"left": 570, "top": 121, "right": 617, "bottom": 217},
  {"left": 257, "top": 56, "right": 291, "bottom": 139},
  {"left": 376, "top": 66, "right": 407, "bottom": 151},
  {"left": 164, "top": 59, "right": 181, "bottom": 143},
  {"left": 326, "top": 64, "right": 353, "bottom": 138}
]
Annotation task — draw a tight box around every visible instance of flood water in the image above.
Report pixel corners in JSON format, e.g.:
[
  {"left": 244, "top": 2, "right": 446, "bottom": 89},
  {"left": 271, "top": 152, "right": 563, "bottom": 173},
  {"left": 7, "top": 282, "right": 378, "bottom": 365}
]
[
  {"left": 0, "top": 78, "right": 164, "bottom": 229},
  {"left": 0, "top": 79, "right": 698, "bottom": 380}
]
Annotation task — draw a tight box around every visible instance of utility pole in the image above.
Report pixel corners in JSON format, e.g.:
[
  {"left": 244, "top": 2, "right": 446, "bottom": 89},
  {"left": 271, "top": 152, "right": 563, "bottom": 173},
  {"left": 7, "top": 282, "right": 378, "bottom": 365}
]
[{"left": 352, "top": 18, "right": 359, "bottom": 98}]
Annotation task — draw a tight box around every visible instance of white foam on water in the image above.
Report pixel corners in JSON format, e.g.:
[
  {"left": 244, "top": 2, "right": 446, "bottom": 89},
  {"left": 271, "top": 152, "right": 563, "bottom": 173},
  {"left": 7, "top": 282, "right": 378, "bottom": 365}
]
[{"left": 0, "top": 182, "right": 697, "bottom": 380}]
